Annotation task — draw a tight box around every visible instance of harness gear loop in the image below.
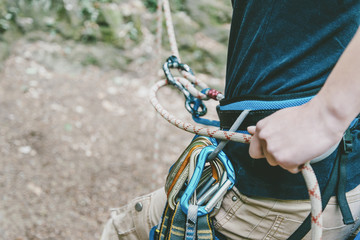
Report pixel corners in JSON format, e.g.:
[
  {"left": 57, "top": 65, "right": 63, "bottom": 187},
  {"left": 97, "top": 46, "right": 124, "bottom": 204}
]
[{"left": 180, "top": 111, "right": 249, "bottom": 217}]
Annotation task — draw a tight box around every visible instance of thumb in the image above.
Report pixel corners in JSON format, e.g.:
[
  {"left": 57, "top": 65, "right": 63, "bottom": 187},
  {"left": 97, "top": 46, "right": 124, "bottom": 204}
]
[
  {"left": 247, "top": 126, "right": 256, "bottom": 135},
  {"left": 247, "top": 126, "right": 265, "bottom": 159}
]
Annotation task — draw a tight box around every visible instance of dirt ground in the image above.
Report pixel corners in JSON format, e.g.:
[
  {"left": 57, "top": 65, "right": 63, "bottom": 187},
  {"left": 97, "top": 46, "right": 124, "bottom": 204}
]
[{"left": 0, "top": 33, "right": 223, "bottom": 239}]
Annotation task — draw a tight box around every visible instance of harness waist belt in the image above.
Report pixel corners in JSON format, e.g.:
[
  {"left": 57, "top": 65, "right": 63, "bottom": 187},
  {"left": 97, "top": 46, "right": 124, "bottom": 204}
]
[
  {"left": 218, "top": 107, "right": 360, "bottom": 132},
  {"left": 217, "top": 94, "right": 315, "bottom": 131},
  {"left": 217, "top": 108, "right": 276, "bottom": 131}
]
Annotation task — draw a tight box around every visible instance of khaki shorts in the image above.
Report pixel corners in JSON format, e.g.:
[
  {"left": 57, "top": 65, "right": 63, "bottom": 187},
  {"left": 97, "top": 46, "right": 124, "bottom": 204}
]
[{"left": 101, "top": 184, "right": 360, "bottom": 240}]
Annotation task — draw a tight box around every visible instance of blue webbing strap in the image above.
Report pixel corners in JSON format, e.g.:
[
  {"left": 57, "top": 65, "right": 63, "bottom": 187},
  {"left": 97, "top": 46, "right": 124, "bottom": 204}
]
[
  {"left": 219, "top": 96, "right": 314, "bottom": 111},
  {"left": 192, "top": 89, "right": 220, "bottom": 127},
  {"left": 216, "top": 96, "right": 314, "bottom": 129},
  {"left": 185, "top": 204, "right": 198, "bottom": 240},
  {"left": 150, "top": 201, "right": 218, "bottom": 240},
  {"left": 337, "top": 129, "right": 355, "bottom": 225},
  {"left": 192, "top": 112, "right": 220, "bottom": 127}
]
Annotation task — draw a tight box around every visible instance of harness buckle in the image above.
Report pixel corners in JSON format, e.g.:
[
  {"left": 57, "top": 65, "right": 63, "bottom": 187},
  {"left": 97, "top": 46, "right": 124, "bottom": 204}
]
[{"left": 342, "top": 128, "right": 353, "bottom": 154}]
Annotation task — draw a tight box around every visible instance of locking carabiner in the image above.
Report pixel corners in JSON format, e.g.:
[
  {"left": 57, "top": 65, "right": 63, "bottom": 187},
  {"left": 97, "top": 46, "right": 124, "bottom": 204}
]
[
  {"left": 162, "top": 55, "right": 207, "bottom": 116},
  {"left": 185, "top": 95, "right": 207, "bottom": 117}
]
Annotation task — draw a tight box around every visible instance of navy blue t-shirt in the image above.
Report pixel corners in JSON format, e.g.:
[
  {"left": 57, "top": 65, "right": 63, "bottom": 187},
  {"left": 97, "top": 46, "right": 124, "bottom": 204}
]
[{"left": 223, "top": 0, "right": 360, "bottom": 199}]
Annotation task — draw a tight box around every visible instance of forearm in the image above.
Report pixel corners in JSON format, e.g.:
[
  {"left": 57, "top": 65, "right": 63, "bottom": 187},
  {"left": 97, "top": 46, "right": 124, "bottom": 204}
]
[
  {"left": 311, "top": 27, "right": 360, "bottom": 134},
  {"left": 248, "top": 27, "right": 360, "bottom": 172}
]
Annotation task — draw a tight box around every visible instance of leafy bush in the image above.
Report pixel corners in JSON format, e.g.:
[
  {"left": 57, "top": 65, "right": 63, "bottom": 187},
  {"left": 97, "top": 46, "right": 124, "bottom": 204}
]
[
  {"left": 0, "top": 0, "right": 143, "bottom": 48},
  {"left": 0, "top": 0, "right": 232, "bottom": 78}
]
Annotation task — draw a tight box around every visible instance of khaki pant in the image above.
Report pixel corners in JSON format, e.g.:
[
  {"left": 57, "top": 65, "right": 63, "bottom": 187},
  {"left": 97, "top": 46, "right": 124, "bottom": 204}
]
[{"left": 101, "top": 184, "right": 360, "bottom": 240}]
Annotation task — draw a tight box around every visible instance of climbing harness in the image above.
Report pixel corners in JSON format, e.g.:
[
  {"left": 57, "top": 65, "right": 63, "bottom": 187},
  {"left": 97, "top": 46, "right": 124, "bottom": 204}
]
[
  {"left": 150, "top": 0, "right": 356, "bottom": 239},
  {"left": 151, "top": 0, "right": 323, "bottom": 238}
]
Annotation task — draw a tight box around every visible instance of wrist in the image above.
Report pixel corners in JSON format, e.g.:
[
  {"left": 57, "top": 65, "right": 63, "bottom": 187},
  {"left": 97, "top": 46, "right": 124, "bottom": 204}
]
[{"left": 309, "top": 94, "right": 351, "bottom": 137}]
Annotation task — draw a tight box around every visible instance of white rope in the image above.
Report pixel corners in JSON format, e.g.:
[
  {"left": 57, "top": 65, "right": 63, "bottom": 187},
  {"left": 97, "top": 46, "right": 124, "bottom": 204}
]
[
  {"left": 157, "top": 0, "right": 223, "bottom": 101},
  {"left": 150, "top": 80, "right": 252, "bottom": 143},
  {"left": 156, "top": 0, "right": 164, "bottom": 57},
  {"left": 162, "top": 0, "right": 180, "bottom": 60},
  {"left": 301, "top": 162, "right": 323, "bottom": 240}
]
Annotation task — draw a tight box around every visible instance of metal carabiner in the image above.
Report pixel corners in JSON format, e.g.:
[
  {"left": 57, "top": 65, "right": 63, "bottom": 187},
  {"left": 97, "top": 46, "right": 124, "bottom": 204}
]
[
  {"left": 162, "top": 55, "right": 207, "bottom": 116},
  {"left": 162, "top": 56, "right": 190, "bottom": 97},
  {"left": 180, "top": 144, "right": 235, "bottom": 216},
  {"left": 185, "top": 96, "right": 207, "bottom": 117}
]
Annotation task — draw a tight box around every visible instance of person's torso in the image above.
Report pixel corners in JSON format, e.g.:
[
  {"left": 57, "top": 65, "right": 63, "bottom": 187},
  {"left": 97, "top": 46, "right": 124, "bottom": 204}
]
[
  {"left": 226, "top": 0, "right": 360, "bottom": 98},
  {"left": 223, "top": 0, "right": 360, "bottom": 199}
]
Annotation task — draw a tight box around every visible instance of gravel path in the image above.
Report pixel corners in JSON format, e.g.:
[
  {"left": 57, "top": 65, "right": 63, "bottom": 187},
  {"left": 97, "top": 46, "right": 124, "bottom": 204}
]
[{"left": 0, "top": 35, "right": 225, "bottom": 239}]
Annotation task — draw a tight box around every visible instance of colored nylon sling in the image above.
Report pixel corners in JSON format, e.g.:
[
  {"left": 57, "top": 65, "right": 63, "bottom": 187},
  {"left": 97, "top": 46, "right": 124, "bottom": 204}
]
[{"left": 151, "top": 202, "right": 218, "bottom": 240}]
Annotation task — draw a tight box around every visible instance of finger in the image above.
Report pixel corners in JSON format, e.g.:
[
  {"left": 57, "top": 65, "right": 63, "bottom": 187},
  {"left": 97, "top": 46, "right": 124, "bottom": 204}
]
[
  {"left": 278, "top": 161, "right": 303, "bottom": 174},
  {"left": 249, "top": 132, "right": 265, "bottom": 159},
  {"left": 263, "top": 149, "right": 278, "bottom": 166},
  {"left": 247, "top": 126, "right": 256, "bottom": 135},
  {"left": 286, "top": 166, "right": 301, "bottom": 174},
  {"left": 289, "top": 164, "right": 305, "bottom": 174}
]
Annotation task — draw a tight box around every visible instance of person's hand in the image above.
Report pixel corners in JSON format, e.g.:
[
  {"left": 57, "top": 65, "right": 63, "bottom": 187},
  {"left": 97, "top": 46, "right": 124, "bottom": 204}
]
[{"left": 247, "top": 98, "right": 345, "bottom": 173}]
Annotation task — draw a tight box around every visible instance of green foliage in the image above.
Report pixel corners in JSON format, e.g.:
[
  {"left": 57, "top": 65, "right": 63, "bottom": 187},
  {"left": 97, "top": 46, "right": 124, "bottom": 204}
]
[
  {"left": 81, "top": 53, "right": 101, "bottom": 66},
  {"left": 0, "top": 0, "right": 232, "bottom": 78},
  {"left": 0, "top": 0, "right": 144, "bottom": 47},
  {"left": 144, "top": 0, "right": 158, "bottom": 13},
  {"left": 172, "top": 0, "right": 187, "bottom": 12},
  {"left": 144, "top": 0, "right": 186, "bottom": 13}
]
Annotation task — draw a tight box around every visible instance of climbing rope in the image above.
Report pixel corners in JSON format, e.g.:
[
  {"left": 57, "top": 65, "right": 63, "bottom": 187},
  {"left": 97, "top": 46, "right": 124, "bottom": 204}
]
[
  {"left": 149, "top": 80, "right": 252, "bottom": 143},
  {"left": 151, "top": 0, "right": 323, "bottom": 239}
]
